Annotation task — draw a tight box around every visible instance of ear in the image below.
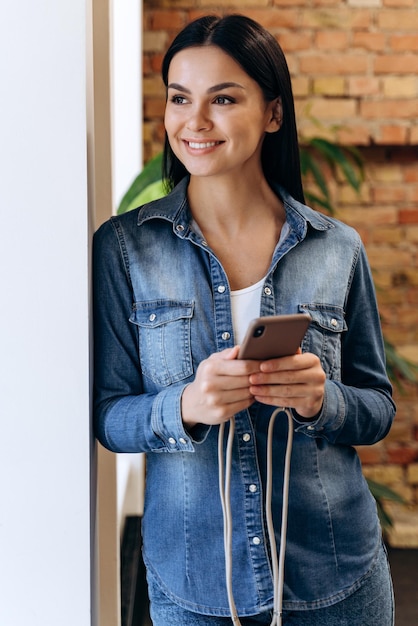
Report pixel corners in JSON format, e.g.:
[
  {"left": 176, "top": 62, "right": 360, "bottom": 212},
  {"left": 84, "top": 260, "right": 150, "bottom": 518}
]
[{"left": 266, "top": 97, "right": 283, "bottom": 133}]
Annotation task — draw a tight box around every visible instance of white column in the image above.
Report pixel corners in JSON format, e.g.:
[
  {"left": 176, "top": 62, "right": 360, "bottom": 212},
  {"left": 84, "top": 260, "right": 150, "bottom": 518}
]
[
  {"left": 0, "top": 1, "right": 92, "bottom": 625},
  {"left": 110, "top": 0, "right": 145, "bottom": 532}
]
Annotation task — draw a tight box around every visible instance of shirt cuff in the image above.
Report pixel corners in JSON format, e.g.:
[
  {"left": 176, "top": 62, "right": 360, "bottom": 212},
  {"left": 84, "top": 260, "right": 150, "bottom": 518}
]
[
  {"left": 293, "top": 379, "right": 346, "bottom": 437},
  {"left": 150, "top": 384, "right": 210, "bottom": 452}
]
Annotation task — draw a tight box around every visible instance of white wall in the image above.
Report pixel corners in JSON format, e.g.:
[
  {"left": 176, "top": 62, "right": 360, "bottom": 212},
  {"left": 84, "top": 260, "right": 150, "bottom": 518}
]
[
  {"left": 111, "top": 0, "right": 142, "bottom": 211},
  {"left": 0, "top": 1, "right": 92, "bottom": 624}
]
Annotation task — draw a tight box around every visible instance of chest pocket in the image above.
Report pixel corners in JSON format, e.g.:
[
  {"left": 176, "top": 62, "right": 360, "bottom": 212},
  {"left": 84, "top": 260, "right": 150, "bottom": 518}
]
[
  {"left": 130, "top": 300, "right": 194, "bottom": 386},
  {"left": 299, "top": 304, "right": 347, "bottom": 380}
]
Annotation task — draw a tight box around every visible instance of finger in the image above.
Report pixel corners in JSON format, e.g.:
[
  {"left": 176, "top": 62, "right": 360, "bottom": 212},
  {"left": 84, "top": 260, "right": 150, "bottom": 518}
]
[
  {"left": 258, "top": 351, "right": 316, "bottom": 373},
  {"left": 249, "top": 382, "right": 306, "bottom": 400}
]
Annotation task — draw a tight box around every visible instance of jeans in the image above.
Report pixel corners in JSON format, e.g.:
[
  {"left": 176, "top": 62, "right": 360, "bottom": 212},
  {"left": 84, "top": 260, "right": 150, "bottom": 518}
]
[{"left": 148, "top": 542, "right": 394, "bottom": 626}]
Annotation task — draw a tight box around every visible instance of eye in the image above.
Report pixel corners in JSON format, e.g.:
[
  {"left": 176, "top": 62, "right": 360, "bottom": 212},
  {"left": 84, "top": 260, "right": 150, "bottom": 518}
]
[
  {"left": 213, "top": 95, "right": 235, "bottom": 105},
  {"left": 170, "top": 95, "right": 189, "bottom": 105}
]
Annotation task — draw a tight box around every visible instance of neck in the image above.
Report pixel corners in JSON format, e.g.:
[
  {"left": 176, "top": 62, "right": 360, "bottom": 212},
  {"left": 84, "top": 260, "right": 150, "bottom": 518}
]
[{"left": 187, "top": 172, "right": 283, "bottom": 236}]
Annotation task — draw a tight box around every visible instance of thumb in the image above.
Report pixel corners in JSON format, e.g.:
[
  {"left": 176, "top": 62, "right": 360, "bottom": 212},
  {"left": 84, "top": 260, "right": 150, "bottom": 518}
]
[{"left": 223, "top": 345, "right": 240, "bottom": 360}]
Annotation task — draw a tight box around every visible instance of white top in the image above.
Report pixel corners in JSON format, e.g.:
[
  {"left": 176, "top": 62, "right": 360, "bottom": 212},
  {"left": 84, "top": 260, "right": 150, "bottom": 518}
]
[{"left": 231, "top": 277, "right": 266, "bottom": 345}]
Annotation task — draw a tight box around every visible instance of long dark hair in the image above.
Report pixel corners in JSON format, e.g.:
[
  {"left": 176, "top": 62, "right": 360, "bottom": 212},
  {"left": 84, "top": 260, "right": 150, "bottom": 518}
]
[{"left": 161, "top": 14, "right": 305, "bottom": 204}]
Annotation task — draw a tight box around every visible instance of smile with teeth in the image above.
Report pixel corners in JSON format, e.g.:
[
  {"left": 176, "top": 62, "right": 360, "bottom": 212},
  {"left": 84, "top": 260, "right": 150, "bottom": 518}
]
[{"left": 186, "top": 141, "right": 221, "bottom": 149}]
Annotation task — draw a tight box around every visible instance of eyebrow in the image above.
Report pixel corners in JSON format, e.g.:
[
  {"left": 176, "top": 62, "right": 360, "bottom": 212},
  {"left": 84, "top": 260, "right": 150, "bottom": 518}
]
[{"left": 167, "top": 82, "right": 245, "bottom": 94}]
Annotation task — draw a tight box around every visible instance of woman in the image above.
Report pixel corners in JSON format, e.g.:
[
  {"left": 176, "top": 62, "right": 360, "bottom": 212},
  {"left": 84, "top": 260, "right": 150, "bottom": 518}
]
[{"left": 94, "top": 14, "right": 396, "bottom": 625}]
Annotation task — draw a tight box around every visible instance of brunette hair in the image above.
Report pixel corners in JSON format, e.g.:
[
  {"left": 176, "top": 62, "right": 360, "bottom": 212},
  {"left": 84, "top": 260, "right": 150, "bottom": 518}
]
[{"left": 161, "top": 14, "right": 304, "bottom": 203}]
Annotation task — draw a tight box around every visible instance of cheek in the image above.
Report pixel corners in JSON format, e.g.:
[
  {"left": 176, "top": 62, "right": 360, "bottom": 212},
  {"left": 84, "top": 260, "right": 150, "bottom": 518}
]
[{"left": 164, "top": 108, "right": 179, "bottom": 134}]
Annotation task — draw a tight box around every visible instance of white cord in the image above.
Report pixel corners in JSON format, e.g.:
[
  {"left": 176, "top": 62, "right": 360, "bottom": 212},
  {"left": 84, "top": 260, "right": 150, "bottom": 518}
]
[{"left": 218, "top": 408, "right": 294, "bottom": 626}]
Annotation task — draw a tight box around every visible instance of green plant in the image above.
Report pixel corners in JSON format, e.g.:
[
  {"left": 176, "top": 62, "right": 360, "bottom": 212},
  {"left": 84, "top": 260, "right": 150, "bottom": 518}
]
[{"left": 118, "top": 152, "right": 165, "bottom": 215}]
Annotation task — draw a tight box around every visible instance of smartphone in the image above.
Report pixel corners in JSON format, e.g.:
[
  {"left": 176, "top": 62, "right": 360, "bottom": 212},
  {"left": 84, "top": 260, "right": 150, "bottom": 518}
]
[{"left": 238, "top": 314, "right": 311, "bottom": 360}]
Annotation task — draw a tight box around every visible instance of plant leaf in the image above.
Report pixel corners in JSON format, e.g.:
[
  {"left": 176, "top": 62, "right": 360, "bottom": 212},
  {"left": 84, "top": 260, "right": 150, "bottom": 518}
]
[
  {"left": 308, "top": 138, "right": 363, "bottom": 191},
  {"left": 300, "top": 149, "right": 330, "bottom": 201},
  {"left": 118, "top": 153, "right": 164, "bottom": 215},
  {"left": 367, "top": 478, "right": 406, "bottom": 504},
  {"left": 119, "top": 180, "right": 166, "bottom": 214}
]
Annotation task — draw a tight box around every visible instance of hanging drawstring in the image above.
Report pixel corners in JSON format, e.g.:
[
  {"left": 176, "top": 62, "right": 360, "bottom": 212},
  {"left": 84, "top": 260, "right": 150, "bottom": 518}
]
[{"left": 218, "top": 407, "right": 294, "bottom": 626}]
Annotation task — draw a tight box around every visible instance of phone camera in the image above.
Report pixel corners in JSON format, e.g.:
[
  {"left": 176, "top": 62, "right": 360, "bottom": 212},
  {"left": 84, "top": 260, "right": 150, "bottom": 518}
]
[{"left": 253, "top": 326, "right": 265, "bottom": 338}]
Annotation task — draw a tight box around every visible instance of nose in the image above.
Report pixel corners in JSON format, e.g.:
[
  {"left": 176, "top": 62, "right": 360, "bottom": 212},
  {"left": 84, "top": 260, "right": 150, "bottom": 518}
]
[{"left": 186, "top": 104, "right": 212, "bottom": 132}]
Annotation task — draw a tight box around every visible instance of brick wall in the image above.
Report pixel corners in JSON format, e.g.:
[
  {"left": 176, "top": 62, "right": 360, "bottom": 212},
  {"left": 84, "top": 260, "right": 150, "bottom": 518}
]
[{"left": 143, "top": 0, "right": 418, "bottom": 527}]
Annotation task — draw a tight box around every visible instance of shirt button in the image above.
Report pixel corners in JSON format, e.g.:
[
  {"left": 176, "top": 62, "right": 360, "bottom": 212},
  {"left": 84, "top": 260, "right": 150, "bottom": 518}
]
[
  {"left": 252, "top": 537, "right": 261, "bottom": 545},
  {"left": 331, "top": 318, "right": 338, "bottom": 328},
  {"left": 243, "top": 433, "right": 251, "bottom": 442},
  {"left": 168, "top": 437, "right": 176, "bottom": 444},
  {"left": 176, "top": 224, "right": 185, "bottom": 232},
  {"left": 202, "top": 240, "right": 208, "bottom": 247},
  {"left": 264, "top": 287, "right": 272, "bottom": 296},
  {"left": 307, "top": 425, "right": 315, "bottom": 431},
  {"left": 179, "top": 438, "right": 187, "bottom": 445},
  {"left": 217, "top": 285, "right": 226, "bottom": 293},
  {"left": 249, "top": 484, "right": 257, "bottom": 493},
  {"left": 149, "top": 313, "right": 156, "bottom": 322},
  {"left": 222, "top": 332, "right": 231, "bottom": 341}
]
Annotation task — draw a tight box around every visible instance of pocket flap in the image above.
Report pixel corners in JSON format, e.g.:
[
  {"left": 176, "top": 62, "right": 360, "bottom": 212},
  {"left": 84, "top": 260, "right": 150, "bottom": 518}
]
[
  {"left": 130, "top": 300, "right": 194, "bottom": 328},
  {"left": 299, "top": 304, "right": 346, "bottom": 333}
]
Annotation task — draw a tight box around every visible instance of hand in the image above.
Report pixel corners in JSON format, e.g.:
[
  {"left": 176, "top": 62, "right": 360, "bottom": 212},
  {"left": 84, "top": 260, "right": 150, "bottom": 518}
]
[
  {"left": 248, "top": 349, "right": 326, "bottom": 419},
  {"left": 181, "top": 346, "right": 259, "bottom": 428}
]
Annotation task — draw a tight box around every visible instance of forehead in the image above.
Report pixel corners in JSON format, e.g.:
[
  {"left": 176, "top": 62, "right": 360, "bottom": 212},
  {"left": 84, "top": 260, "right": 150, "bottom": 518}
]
[{"left": 167, "top": 45, "right": 252, "bottom": 86}]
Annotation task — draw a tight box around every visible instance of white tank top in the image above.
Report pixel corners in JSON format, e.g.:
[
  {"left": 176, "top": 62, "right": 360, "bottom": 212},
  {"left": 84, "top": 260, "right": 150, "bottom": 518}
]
[{"left": 231, "top": 277, "right": 266, "bottom": 345}]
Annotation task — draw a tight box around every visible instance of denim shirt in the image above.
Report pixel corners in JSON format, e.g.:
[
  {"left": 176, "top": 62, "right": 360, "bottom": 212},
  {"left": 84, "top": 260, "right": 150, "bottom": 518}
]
[{"left": 93, "top": 178, "right": 395, "bottom": 616}]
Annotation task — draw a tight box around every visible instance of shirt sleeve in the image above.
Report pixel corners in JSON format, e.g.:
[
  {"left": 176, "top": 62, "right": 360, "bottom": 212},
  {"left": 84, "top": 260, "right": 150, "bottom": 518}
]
[
  {"left": 93, "top": 219, "right": 209, "bottom": 453},
  {"left": 293, "top": 243, "right": 396, "bottom": 445}
]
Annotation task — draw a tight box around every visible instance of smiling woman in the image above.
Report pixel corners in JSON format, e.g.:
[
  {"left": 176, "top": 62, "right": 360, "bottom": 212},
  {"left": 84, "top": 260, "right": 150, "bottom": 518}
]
[{"left": 93, "top": 14, "right": 396, "bottom": 626}]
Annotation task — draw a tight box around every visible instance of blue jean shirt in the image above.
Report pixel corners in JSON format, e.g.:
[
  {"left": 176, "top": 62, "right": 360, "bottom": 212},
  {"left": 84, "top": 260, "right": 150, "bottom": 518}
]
[{"left": 93, "top": 178, "right": 395, "bottom": 616}]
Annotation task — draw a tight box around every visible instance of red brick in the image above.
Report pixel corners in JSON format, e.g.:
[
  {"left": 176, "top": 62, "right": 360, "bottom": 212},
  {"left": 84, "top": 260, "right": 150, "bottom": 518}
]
[
  {"left": 404, "top": 165, "right": 418, "bottom": 183},
  {"left": 390, "top": 34, "right": 418, "bottom": 52},
  {"left": 315, "top": 30, "right": 349, "bottom": 50},
  {"left": 279, "top": 32, "right": 313, "bottom": 52},
  {"left": 378, "top": 126, "right": 409, "bottom": 144},
  {"left": 142, "top": 55, "right": 152, "bottom": 76},
  {"left": 372, "top": 185, "right": 406, "bottom": 205},
  {"left": 336, "top": 124, "right": 371, "bottom": 145},
  {"left": 275, "top": 0, "right": 313, "bottom": 5},
  {"left": 399, "top": 209, "right": 418, "bottom": 224},
  {"left": 348, "top": 77, "right": 380, "bottom": 97},
  {"left": 384, "top": 0, "right": 415, "bottom": 7},
  {"left": 150, "top": 10, "right": 186, "bottom": 31},
  {"left": 411, "top": 126, "right": 418, "bottom": 143},
  {"left": 357, "top": 446, "right": 384, "bottom": 465},
  {"left": 378, "top": 9, "right": 418, "bottom": 30},
  {"left": 143, "top": 98, "right": 165, "bottom": 119},
  {"left": 150, "top": 53, "right": 164, "bottom": 74},
  {"left": 300, "top": 54, "right": 368, "bottom": 74},
  {"left": 408, "top": 186, "right": 418, "bottom": 203},
  {"left": 243, "top": 8, "right": 299, "bottom": 29},
  {"left": 387, "top": 446, "right": 418, "bottom": 465},
  {"left": 374, "top": 54, "right": 418, "bottom": 74},
  {"left": 352, "top": 31, "right": 386, "bottom": 52},
  {"left": 361, "top": 99, "right": 418, "bottom": 119}
]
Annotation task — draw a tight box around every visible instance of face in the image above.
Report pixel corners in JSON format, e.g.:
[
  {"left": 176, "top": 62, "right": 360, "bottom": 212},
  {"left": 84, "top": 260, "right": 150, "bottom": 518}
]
[{"left": 164, "top": 46, "right": 280, "bottom": 181}]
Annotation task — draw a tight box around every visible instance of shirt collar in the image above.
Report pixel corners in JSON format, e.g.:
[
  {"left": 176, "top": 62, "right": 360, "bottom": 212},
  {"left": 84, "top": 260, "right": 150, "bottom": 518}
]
[{"left": 136, "top": 176, "right": 335, "bottom": 238}]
